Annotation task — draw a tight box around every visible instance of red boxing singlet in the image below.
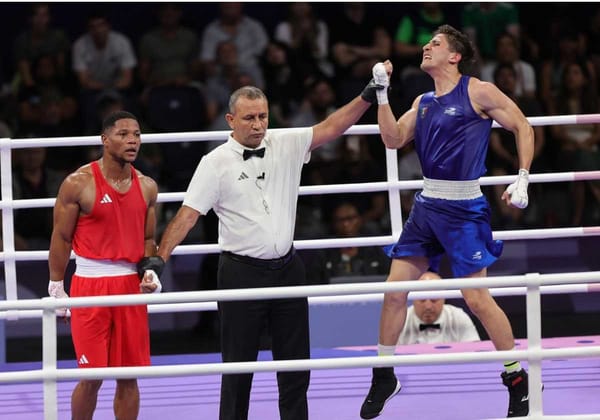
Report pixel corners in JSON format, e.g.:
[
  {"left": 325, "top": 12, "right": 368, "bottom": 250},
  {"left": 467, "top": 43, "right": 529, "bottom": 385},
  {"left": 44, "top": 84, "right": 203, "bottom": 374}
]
[{"left": 72, "top": 161, "right": 146, "bottom": 262}]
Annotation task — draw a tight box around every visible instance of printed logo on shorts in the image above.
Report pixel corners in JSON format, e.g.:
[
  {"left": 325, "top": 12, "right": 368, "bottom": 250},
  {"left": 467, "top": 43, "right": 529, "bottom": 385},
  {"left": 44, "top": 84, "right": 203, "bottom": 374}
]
[
  {"left": 472, "top": 251, "right": 482, "bottom": 260},
  {"left": 78, "top": 354, "right": 89, "bottom": 365},
  {"left": 100, "top": 193, "right": 113, "bottom": 204},
  {"left": 238, "top": 172, "right": 249, "bottom": 181}
]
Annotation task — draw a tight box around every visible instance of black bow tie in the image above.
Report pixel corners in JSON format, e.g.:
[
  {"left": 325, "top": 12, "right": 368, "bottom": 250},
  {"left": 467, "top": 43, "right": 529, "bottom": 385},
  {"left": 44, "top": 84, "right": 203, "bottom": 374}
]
[
  {"left": 243, "top": 147, "right": 265, "bottom": 160},
  {"left": 419, "top": 323, "right": 441, "bottom": 331}
]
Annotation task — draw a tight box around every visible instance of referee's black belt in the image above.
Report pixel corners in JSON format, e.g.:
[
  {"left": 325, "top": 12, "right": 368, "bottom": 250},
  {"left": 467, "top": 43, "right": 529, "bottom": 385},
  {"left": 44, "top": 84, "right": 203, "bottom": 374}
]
[{"left": 222, "top": 248, "right": 295, "bottom": 270}]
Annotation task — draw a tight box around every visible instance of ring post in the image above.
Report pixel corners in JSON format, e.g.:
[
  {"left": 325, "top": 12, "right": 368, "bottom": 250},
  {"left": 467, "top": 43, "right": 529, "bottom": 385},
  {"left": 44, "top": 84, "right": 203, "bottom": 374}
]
[
  {"left": 525, "top": 272, "right": 543, "bottom": 417},
  {"left": 42, "top": 298, "right": 58, "bottom": 420}
]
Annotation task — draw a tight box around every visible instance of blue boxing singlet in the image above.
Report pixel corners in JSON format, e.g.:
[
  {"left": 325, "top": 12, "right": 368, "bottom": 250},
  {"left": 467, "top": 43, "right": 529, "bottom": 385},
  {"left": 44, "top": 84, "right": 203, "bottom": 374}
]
[{"left": 414, "top": 76, "right": 493, "bottom": 181}]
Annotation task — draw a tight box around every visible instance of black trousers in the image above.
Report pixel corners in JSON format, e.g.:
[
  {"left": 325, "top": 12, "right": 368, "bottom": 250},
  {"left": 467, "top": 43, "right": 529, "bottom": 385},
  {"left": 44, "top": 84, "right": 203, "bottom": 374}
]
[{"left": 217, "top": 251, "right": 310, "bottom": 420}]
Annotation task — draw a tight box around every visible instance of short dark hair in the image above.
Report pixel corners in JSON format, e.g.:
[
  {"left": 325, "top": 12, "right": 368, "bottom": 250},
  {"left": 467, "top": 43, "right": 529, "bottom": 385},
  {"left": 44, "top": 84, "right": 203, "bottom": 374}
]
[
  {"left": 228, "top": 86, "right": 267, "bottom": 113},
  {"left": 434, "top": 24, "right": 475, "bottom": 74},
  {"left": 102, "top": 111, "right": 138, "bottom": 133}
]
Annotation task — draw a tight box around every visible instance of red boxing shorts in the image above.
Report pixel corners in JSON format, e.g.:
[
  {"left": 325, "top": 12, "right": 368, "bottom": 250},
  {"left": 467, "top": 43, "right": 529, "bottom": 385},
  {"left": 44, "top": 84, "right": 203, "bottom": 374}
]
[{"left": 70, "top": 273, "right": 150, "bottom": 368}]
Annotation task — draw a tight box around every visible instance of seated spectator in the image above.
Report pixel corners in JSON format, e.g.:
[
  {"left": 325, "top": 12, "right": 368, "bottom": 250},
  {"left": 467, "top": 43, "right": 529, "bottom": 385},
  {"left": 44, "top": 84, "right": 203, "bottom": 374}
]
[
  {"left": 329, "top": 2, "right": 391, "bottom": 105},
  {"left": 320, "top": 135, "right": 389, "bottom": 235},
  {"left": 204, "top": 40, "right": 254, "bottom": 130},
  {"left": 198, "top": 2, "right": 268, "bottom": 88},
  {"left": 393, "top": 2, "right": 445, "bottom": 80},
  {"left": 289, "top": 77, "right": 340, "bottom": 167},
  {"left": 72, "top": 9, "right": 137, "bottom": 133},
  {"left": 260, "top": 41, "right": 305, "bottom": 128},
  {"left": 461, "top": 2, "right": 520, "bottom": 63},
  {"left": 273, "top": 2, "right": 334, "bottom": 79},
  {"left": 17, "top": 53, "right": 79, "bottom": 138},
  {"left": 12, "top": 147, "right": 63, "bottom": 250},
  {"left": 480, "top": 32, "right": 537, "bottom": 99},
  {"left": 540, "top": 25, "right": 596, "bottom": 114},
  {"left": 302, "top": 201, "right": 390, "bottom": 284},
  {"left": 392, "top": 2, "right": 448, "bottom": 111},
  {"left": 487, "top": 63, "right": 546, "bottom": 228},
  {"left": 137, "top": 2, "right": 205, "bottom": 127},
  {"left": 138, "top": 3, "right": 199, "bottom": 90},
  {"left": 549, "top": 61, "right": 600, "bottom": 226},
  {"left": 398, "top": 271, "right": 481, "bottom": 345},
  {"left": 13, "top": 3, "right": 70, "bottom": 89}
]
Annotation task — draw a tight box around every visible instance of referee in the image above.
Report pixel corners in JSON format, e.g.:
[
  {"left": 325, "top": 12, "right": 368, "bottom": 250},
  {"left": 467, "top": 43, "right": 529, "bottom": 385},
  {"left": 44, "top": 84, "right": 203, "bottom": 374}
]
[{"left": 151, "top": 83, "right": 382, "bottom": 419}]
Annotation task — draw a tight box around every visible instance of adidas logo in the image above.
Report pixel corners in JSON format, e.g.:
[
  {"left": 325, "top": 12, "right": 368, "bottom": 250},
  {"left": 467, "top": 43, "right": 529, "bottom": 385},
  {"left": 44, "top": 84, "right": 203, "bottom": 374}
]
[
  {"left": 78, "top": 354, "right": 89, "bottom": 365},
  {"left": 238, "top": 172, "right": 249, "bottom": 181},
  {"left": 100, "top": 193, "right": 113, "bottom": 204}
]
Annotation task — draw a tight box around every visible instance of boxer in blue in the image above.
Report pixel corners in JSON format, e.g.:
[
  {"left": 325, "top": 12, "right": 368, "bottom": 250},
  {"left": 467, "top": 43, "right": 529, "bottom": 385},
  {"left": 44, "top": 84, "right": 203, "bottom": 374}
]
[{"left": 359, "top": 25, "right": 534, "bottom": 419}]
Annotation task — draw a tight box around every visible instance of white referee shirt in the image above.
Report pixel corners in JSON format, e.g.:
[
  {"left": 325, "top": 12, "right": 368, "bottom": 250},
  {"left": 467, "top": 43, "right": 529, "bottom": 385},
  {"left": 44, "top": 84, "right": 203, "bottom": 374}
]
[
  {"left": 183, "top": 128, "right": 313, "bottom": 259},
  {"left": 397, "top": 304, "right": 481, "bottom": 345}
]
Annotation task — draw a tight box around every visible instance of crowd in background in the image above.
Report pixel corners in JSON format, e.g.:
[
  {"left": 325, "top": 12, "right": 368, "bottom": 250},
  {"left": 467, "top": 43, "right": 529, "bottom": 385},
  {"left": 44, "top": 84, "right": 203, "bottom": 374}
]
[{"left": 1, "top": 2, "right": 600, "bottom": 269}]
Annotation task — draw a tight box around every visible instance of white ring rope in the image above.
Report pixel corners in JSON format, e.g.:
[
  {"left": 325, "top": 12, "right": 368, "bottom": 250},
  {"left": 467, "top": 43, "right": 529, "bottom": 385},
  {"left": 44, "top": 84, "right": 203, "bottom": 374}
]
[
  {"left": 3, "top": 170, "right": 600, "bottom": 210},
  {"left": 1, "top": 273, "right": 599, "bottom": 321},
  {"left": 3, "top": 113, "right": 600, "bottom": 148},
  {"left": 1, "top": 271, "right": 599, "bottom": 312},
  {"left": 1, "top": 115, "right": 599, "bottom": 420}
]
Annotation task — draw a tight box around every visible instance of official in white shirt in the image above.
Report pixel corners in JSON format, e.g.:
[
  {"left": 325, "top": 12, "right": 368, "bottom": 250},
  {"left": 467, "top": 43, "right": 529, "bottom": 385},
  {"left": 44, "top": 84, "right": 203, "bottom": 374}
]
[
  {"left": 398, "top": 271, "right": 481, "bottom": 345},
  {"left": 155, "top": 83, "right": 381, "bottom": 420}
]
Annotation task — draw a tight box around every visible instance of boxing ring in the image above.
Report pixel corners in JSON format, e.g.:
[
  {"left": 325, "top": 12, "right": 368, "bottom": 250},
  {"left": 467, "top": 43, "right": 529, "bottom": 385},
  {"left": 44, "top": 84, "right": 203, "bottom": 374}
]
[{"left": 1, "top": 115, "right": 600, "bottom": 419}]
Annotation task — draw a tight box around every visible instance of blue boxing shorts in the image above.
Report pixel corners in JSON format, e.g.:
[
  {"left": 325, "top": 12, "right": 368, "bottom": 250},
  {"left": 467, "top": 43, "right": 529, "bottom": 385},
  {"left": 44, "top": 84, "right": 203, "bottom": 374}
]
[{"left": 384, "top": 192, "right": 503, "bottom": 277}]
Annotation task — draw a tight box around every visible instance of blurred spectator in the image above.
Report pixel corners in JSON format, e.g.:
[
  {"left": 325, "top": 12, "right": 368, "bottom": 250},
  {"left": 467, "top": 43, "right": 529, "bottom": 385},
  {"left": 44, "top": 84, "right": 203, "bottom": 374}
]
[
  {"left": 72, "top": 10, "right": 137, "bottom": 133},
  {"left": 585, "top": 7, "right": 600, "bottom": 95},
  {"left": 487, "top": 63, "right": 546, "bottom": 228},
  {"left": 13, "top": 3, "right": 70, "bottom": 89},
  {"left": 291, "top": 79, "right": 341, "bottom": 240},
  {"left": 16, "top": 53, "right": 79, "bottom": 138},
  {"left": 204, "top": 40, "right": 256, "bottom": 137},
  {"left": 12, "top": 147, "right": 63, "bottom": 250},
  {"left": 480, "top": 32, "right": 537, "bottom": 99},
  {"left": 322, "top": 135, "right": 389, "bottom": 235},
  {"left": 198, "top": 2, "right": 268, "bottom": 88},
  {"left": 329, "top": 2, "right": 391, "bottom": 104},
  {"left": 393, "top": 2, "right": 444, "bottom": 81},
  {"left": 260, "top": 41, "right": 305, "bottom": 128},
  {"left": 461, "top": 2, "right": 520, "bottom": 63},
  {"left": 273, "top": 2, "right": 334, "bottom": 79},
  {"left": 138, "top": 3, "right": 199, "bottom": 88},
  {"left": 204, "top": 40, "right": 255, "bottom": 128},
  {"left": 290, "top": 77, "right": 340, "bottom": 167},
  {"left": 398, "top": 271, "right": 481, "bottom": 345},
  {"left": 540, "top": 25, "right": 597, "bottom": 114},
  {"left": 302, "top": 201, "right": 390, "bottom": 284},
  {"left": 138, "top": 0, "right": 208, "bottom": 184},
  {"left": 549, "top": 62, "right": 600, "bottom": 226},
  {"left": 392, "top": 3, "right": 445, "bottom": 111}
]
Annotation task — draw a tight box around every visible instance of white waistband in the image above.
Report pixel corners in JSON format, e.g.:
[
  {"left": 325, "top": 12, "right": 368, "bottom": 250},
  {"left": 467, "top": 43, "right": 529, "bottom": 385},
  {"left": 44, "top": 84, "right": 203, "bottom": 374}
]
[
  {"left": 75, "top": 255, "right": 137, "bottom": 277},
  {"left": 421, "top": 177, "right": 482, "bottom": 200}
]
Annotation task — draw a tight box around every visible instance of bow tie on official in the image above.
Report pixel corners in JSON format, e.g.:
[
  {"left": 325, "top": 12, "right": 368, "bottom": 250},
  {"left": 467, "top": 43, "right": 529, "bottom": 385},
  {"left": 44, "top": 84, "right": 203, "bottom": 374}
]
[
  {"left": 419, "top": 323, "right": 441, "bottom": 331},
  {"left": 243, "top": 147, "right": 265, "bottom": 160}
]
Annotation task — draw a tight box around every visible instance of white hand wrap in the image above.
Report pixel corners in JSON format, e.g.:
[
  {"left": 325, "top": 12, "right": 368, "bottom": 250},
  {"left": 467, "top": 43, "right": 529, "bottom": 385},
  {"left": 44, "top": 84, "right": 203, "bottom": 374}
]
[
  {"left": 372, "top": 62, "right": 389, "bottom": 105},
  {"left": 48, "top": 280, "right": 70, "bottom": 317},
  {"left": 505, "top": 168, "right": 530, "bottom": 209},
  {"left": 145, "top": 270, "right": 162, "bottom": 294}
]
